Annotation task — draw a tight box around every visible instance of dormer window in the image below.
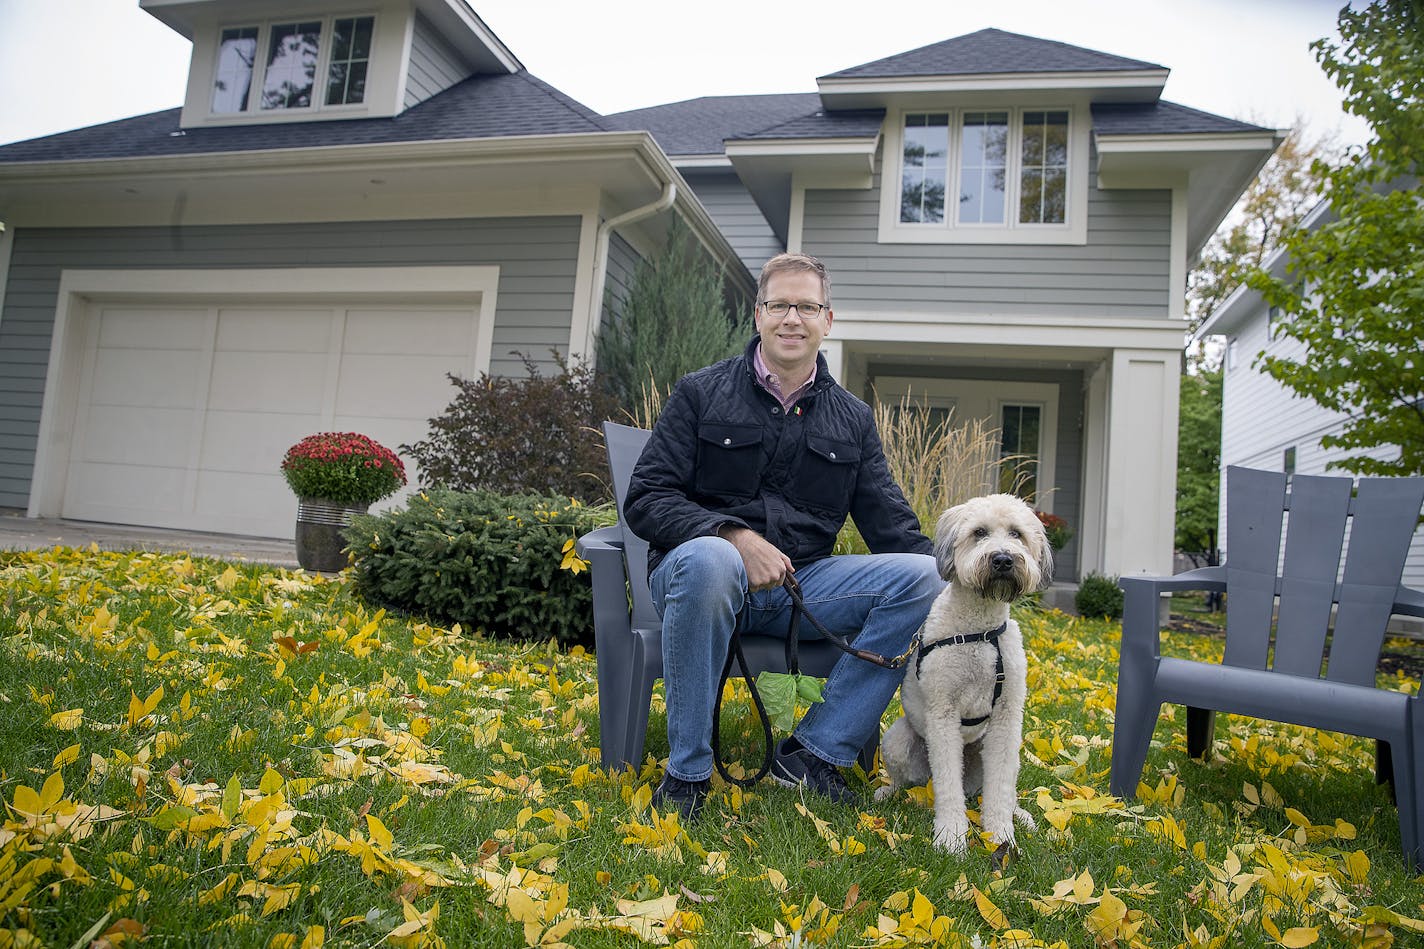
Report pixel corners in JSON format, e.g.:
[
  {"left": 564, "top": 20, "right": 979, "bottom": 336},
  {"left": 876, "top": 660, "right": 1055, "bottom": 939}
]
[
  {"left": 902, "top": 108, "right": 1067, "bottom": 226},
  {"left": 880, "top": 106, "right": 1087, "bottom": 245},
  {"left": 211, "top": 15, "right": 375, "bottom": 115}
]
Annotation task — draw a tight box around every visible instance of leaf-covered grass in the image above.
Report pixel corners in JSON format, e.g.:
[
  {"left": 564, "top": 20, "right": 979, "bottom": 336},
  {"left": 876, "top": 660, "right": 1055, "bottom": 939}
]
[{"left": 2, "top": 547, "right": 1422, "bottom": 948}]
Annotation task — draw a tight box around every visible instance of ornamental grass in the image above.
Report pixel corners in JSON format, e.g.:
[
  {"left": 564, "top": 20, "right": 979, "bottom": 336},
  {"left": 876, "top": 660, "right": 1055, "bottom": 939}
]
[
  {"left": 2, "top": 547, "right": 1422, "bottom": 947},
  {"left": 280, "top": 432, "right": 407, "bottom": 508}
]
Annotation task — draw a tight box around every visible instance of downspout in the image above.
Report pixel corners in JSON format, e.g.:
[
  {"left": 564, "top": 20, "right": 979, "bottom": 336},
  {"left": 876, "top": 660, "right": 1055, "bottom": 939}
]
[{"left": 582, "top": 182, "right": 676, "bottom": 367}]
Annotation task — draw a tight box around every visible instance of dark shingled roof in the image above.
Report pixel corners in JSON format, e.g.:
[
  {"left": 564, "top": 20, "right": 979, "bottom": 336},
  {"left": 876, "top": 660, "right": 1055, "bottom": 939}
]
[
  {"left": 821, "top": 27, "right": 1163, "bottom": 80},
  {"left": 0, "top": 37, "right": 1263, "bottom": 168},
  {"left": 1091, "top": 100, "right": 1273, "bottom": 136},
  {"left": 0, "top": 72, "right": 610, "bottom": 163},
  {"left": 730, "top": 109, "right": 887, "bottom": 143},
  {"left": 603, "top": 94, "right": 823, "bottom": 156}
]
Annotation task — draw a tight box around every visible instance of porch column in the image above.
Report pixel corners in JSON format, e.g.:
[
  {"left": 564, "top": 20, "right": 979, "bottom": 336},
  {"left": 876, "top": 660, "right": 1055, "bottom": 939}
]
[{"left": 1102, "top": 348, "right": 1182, "bottom": 578}]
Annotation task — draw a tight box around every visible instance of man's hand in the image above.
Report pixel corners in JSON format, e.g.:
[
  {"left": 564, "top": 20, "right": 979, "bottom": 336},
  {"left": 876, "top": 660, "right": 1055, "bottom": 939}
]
[{"left": 719, "top": 526, "right": 793, "bottom": 591}]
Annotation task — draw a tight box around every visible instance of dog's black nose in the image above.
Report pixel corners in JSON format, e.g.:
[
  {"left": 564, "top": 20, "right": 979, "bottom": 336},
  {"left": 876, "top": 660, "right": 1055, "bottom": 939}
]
[{"left": 991, "top": 552, "right": 1015, "bottom": 573}]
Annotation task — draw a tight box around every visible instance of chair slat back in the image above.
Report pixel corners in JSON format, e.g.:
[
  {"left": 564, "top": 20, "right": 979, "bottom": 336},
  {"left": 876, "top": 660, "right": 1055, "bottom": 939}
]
[
  {"left": 1222, "top": 466, "right": 1288, "bottom": 669},
  {"left": 1326, "top": 475, "right": 1424, "bottom": 685},
  {"left": 1270, "top": 474, "right": 1353, "bottom": 677},
  {"left": 1221, "top": 465, "right": 1424, "bottom": 684},
  {"left": 603, "top": 421, "right": 660, "bottom": 628}
]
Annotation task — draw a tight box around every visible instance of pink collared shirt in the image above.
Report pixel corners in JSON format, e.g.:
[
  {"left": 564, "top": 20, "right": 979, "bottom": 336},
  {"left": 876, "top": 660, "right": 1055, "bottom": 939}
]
[{"left": 752, "top": 341, "right": 816, "bottom": 413}]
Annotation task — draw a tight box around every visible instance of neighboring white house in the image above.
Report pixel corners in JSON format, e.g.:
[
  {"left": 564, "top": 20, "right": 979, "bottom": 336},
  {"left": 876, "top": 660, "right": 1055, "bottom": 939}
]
[
  {"left": 0, "top": 1, "right": 1282, "bottom": 581},
  {"left": 1197, "top": 196, "right": 1424, "bottom": 591}
]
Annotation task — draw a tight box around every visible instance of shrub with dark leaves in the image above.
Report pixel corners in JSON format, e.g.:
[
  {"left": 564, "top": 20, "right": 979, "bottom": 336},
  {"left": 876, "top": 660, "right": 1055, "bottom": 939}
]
[{"left": 402, "top": 352, "right": 620, "bottom": 504}]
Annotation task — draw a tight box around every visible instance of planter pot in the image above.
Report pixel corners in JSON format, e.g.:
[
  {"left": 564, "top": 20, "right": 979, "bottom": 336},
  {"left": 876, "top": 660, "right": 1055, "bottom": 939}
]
[{"left": 294, "top": 498, "right": 368, "bottom": 572}]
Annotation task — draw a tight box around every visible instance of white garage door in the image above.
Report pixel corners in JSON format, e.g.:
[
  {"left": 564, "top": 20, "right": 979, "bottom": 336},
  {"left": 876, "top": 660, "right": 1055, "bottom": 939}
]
[{"left": 62, "top": 301, "right": 480, "bottom": 537}]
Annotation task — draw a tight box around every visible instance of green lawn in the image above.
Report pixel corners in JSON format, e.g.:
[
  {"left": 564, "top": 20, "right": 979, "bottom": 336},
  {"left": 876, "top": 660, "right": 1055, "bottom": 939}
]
[{"left": 1, "top": 547, "right": 1421, "bottom": 948}]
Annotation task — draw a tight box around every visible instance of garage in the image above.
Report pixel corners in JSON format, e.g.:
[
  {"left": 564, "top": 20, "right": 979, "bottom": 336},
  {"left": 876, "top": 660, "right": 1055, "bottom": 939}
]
[{"left": 34, "top": 267, "right": 499, "bottom": 538}]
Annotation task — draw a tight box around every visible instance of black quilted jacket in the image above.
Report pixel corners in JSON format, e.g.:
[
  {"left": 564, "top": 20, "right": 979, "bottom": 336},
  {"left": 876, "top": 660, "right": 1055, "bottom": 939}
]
[{"left": 625, "top": 337, "right": 932, "bottom": 575}]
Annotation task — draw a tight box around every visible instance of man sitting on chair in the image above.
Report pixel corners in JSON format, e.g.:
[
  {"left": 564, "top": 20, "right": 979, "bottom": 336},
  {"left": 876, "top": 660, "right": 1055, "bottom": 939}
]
[{"left": 624, "top": 252, "right": 942, "bottom": 821}]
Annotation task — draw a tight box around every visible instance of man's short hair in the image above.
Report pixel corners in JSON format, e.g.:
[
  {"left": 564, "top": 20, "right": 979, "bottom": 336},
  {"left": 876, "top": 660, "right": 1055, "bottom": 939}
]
[{"left": 757, "top": 253, "right": 831, "bottom": 305}]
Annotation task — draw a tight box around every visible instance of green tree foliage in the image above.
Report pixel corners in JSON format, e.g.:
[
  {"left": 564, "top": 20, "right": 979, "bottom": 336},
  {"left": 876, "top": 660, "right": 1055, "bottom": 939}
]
[
  {"left": 596, "top": 218, "right": 746, "bottom": 414},
  {"left": 1243, "top": 0, "right": 1424, "bottom": 476},
  {"left": 1186, "top": 123, "right": 1338, "bottom": 369},
  {"left": 1176, "top": 367, "right": 1222, "bottom": 552}
]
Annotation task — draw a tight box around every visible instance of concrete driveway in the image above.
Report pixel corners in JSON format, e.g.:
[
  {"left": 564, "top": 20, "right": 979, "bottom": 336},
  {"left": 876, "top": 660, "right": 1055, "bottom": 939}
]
[{"left": 0, "top": 509, "right": 300, "bottom": 568}]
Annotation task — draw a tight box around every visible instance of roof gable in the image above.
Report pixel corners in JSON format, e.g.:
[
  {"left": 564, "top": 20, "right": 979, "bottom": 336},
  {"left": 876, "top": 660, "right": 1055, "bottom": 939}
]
[{"left": 820, "top": 27, "right": 1163, "bottom": 80}]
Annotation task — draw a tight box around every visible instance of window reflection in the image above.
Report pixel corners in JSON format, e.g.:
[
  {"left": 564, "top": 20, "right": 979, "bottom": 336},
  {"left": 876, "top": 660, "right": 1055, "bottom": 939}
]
[
  {"left": 959, "top": 112, "right": 1008, "bottom": 224},
  {"left": 327, "top": 17, "right": 374, "bottom": 106},
  {"left": 1000, "top": 403, "right": 1042, "bottom": 501},
  {"left": 212, "top": 27, "right": 258, "bottom": 113},
  {"left": 261, "top": 21, "right": 323, "bottom": 110},
  {"left": 1019, "top": 112, "right": 1068, "bottom": 224},
  {"left": 900, "top": 114, "right": 948, "bottom": 223}
]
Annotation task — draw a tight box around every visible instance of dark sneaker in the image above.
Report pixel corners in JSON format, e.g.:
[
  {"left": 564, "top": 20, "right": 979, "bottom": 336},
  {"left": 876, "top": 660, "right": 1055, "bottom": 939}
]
[
  {"left": 771, "top": 738, "right": 858, "bottom": 806},
  {"left": 651, "top": 774, "right": 710, "bottom": 822}
]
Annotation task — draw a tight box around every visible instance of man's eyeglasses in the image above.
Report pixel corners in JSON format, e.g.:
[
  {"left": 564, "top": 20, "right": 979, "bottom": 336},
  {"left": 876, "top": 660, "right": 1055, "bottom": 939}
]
[{"left": 759, "top": 300, "right": 829, "bottom": 319}]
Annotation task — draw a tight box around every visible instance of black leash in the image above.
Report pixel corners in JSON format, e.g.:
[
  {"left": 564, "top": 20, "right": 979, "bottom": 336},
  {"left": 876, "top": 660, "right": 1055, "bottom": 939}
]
[{"left": 711, "top": 575, "right": 923, "bottom": 788}]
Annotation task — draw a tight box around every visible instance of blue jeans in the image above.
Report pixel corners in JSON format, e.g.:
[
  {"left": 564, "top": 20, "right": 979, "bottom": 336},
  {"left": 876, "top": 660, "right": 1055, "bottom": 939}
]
[{"left": 650, "top": 535, "right": 942, "bottom": 782}]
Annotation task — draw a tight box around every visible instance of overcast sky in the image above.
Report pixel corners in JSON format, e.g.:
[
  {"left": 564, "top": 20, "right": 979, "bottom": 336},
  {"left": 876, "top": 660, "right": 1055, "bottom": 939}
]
[{"left": 0, "top": 0, "right": 1370, "bottom": 149}]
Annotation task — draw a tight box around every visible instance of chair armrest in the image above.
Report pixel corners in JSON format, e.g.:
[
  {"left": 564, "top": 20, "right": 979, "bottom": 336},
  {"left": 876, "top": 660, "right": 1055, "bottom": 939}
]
[
  {"left": 1119, "top": 566, "right": 1227, "bottom": 596},
  {"left": 576, "top": 524, "right": 623, "bottom": 558},
  {"left": 1394, "top": 584, "right": 1424, "bottom": 619},
  {"left": 1118, "top": 567, "right": 1227, "bottom": 665}
]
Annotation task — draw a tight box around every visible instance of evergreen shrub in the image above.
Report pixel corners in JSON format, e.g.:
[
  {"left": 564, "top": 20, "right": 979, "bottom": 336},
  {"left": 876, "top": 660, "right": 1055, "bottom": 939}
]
[
  {"left": 1075, "top": 572, "right": 1125, "bottom": 619},
  {"left": 597, "top": 218, "right": 746, "bottom": 417},
  {"left": 345, "top": 488, "right": 615, "bottom": 646},
  {"left": 401, "top": 352, "right": 619, "bottom": 504}
]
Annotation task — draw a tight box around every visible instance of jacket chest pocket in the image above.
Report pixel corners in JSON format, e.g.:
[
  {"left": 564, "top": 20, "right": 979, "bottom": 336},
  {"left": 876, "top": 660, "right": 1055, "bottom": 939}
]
[
  {"left": 695, "top": 422, "right": 762, "bottom": 499},
  {"left": 792, "top": 434, "right": 861, "bottom": 512}
]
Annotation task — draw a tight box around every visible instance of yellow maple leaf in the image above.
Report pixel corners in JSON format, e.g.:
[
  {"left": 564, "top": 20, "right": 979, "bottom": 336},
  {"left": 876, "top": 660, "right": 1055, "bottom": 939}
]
[{"left": 973, "top": 886, "right": 1009, "bottom": 930}]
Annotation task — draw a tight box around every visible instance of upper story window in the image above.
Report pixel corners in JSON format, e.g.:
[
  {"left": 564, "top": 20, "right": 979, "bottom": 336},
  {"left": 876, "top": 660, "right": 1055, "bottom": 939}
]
[
  {"left": 881, "top": 106, "right": 1086, "bottom": 245},
  {"left": 901, "top": 108, "right": 1067, "bottom": 226},
  {"left": 212, "top": 16, "right": 375, "bottom": 115}
]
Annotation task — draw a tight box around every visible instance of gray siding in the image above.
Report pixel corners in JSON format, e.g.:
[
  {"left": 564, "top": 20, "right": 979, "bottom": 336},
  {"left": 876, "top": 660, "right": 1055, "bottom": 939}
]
[
  {"left": 404, "top": 12, "right": 472, "bottom": 109},
  {"left": 862, "top": 363, "right": 1084, "bottom": 580},
  {"left": 681, "top": 169, "right": 783, "bottom": 275},
  {"left": 803, "top": 146, "right": 1172, "bottom": 317},
  {"left": 600, "top": 231, "right": 641, "bottom": 334},
  {"left": 0, "top": 216, "right": 582, "bottom": 508}
]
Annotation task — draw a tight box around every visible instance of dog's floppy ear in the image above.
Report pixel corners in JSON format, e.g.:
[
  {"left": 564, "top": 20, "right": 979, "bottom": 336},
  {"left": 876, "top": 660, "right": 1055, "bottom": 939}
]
[
  {"left": 1032, "top": 518, "right": 1055, "bottom": 591},
  {"left": 933, "top": 504, "right": 964, "bottom": 581}
]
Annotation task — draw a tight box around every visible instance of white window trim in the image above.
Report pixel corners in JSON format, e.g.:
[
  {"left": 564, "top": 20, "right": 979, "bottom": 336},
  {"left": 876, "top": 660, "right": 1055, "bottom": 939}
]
[
  {"left": 877, "top": 105, "right": 1088, "bottom": 246},
  {"left": 204, "top": 13, "right": 379, "bottom": 123},
  {"left": 872, "top": 377, "right": 1060, "bottom": 512}
]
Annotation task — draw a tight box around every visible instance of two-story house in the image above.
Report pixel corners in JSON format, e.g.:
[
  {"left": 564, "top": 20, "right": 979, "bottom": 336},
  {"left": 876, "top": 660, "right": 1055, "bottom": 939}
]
[{"left": 0, "top": 0, "right": 1279, "bottom": 581}]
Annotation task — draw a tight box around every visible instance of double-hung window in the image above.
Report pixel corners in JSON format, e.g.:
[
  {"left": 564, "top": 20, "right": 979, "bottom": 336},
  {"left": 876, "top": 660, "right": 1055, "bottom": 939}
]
[
  {"left": 886, "top": 107, "right": 1081, "bottom": 243},
  {"left": 212, "top": 15, "right": 375, "bottom": 116}
]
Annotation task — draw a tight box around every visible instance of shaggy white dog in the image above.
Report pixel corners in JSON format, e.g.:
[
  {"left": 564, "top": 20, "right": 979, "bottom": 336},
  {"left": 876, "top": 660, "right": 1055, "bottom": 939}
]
[{"left": 875, "top": 493, "right": 1053, "bottom": 854}]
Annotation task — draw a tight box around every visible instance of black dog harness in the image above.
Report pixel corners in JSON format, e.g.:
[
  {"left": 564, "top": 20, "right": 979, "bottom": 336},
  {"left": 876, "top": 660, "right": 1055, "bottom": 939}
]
[{"left": 915, "top": 621, "right": 1008, "bottom": 728}]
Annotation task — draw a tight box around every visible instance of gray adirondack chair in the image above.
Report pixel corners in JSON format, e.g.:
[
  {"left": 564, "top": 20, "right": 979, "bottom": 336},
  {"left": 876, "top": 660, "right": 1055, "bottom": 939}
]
[
  {"left": 1109, "top": 465, "right": 1424, "bottom": 868},
  {"left": 577, "top": 421, "right": 879, "bottom": 772}
]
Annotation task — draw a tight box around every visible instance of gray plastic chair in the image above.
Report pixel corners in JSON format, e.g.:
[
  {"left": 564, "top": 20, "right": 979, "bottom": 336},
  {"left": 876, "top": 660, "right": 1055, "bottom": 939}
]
[
  {"left": 577, "top": 421, "right": 879, "bottom": 772},
  {"left": 1109, "top": 465, "right": 1424, "bottom": 869}
]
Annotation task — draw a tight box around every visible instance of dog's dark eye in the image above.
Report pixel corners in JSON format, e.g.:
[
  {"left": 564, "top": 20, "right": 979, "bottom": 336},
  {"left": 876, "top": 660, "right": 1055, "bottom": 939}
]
[
  {"left": 973, "top": 527, "right": 988, "bottom": 538},
  {"left": 1009, "top": 529, "right": 1021, "bottom": 539}
]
